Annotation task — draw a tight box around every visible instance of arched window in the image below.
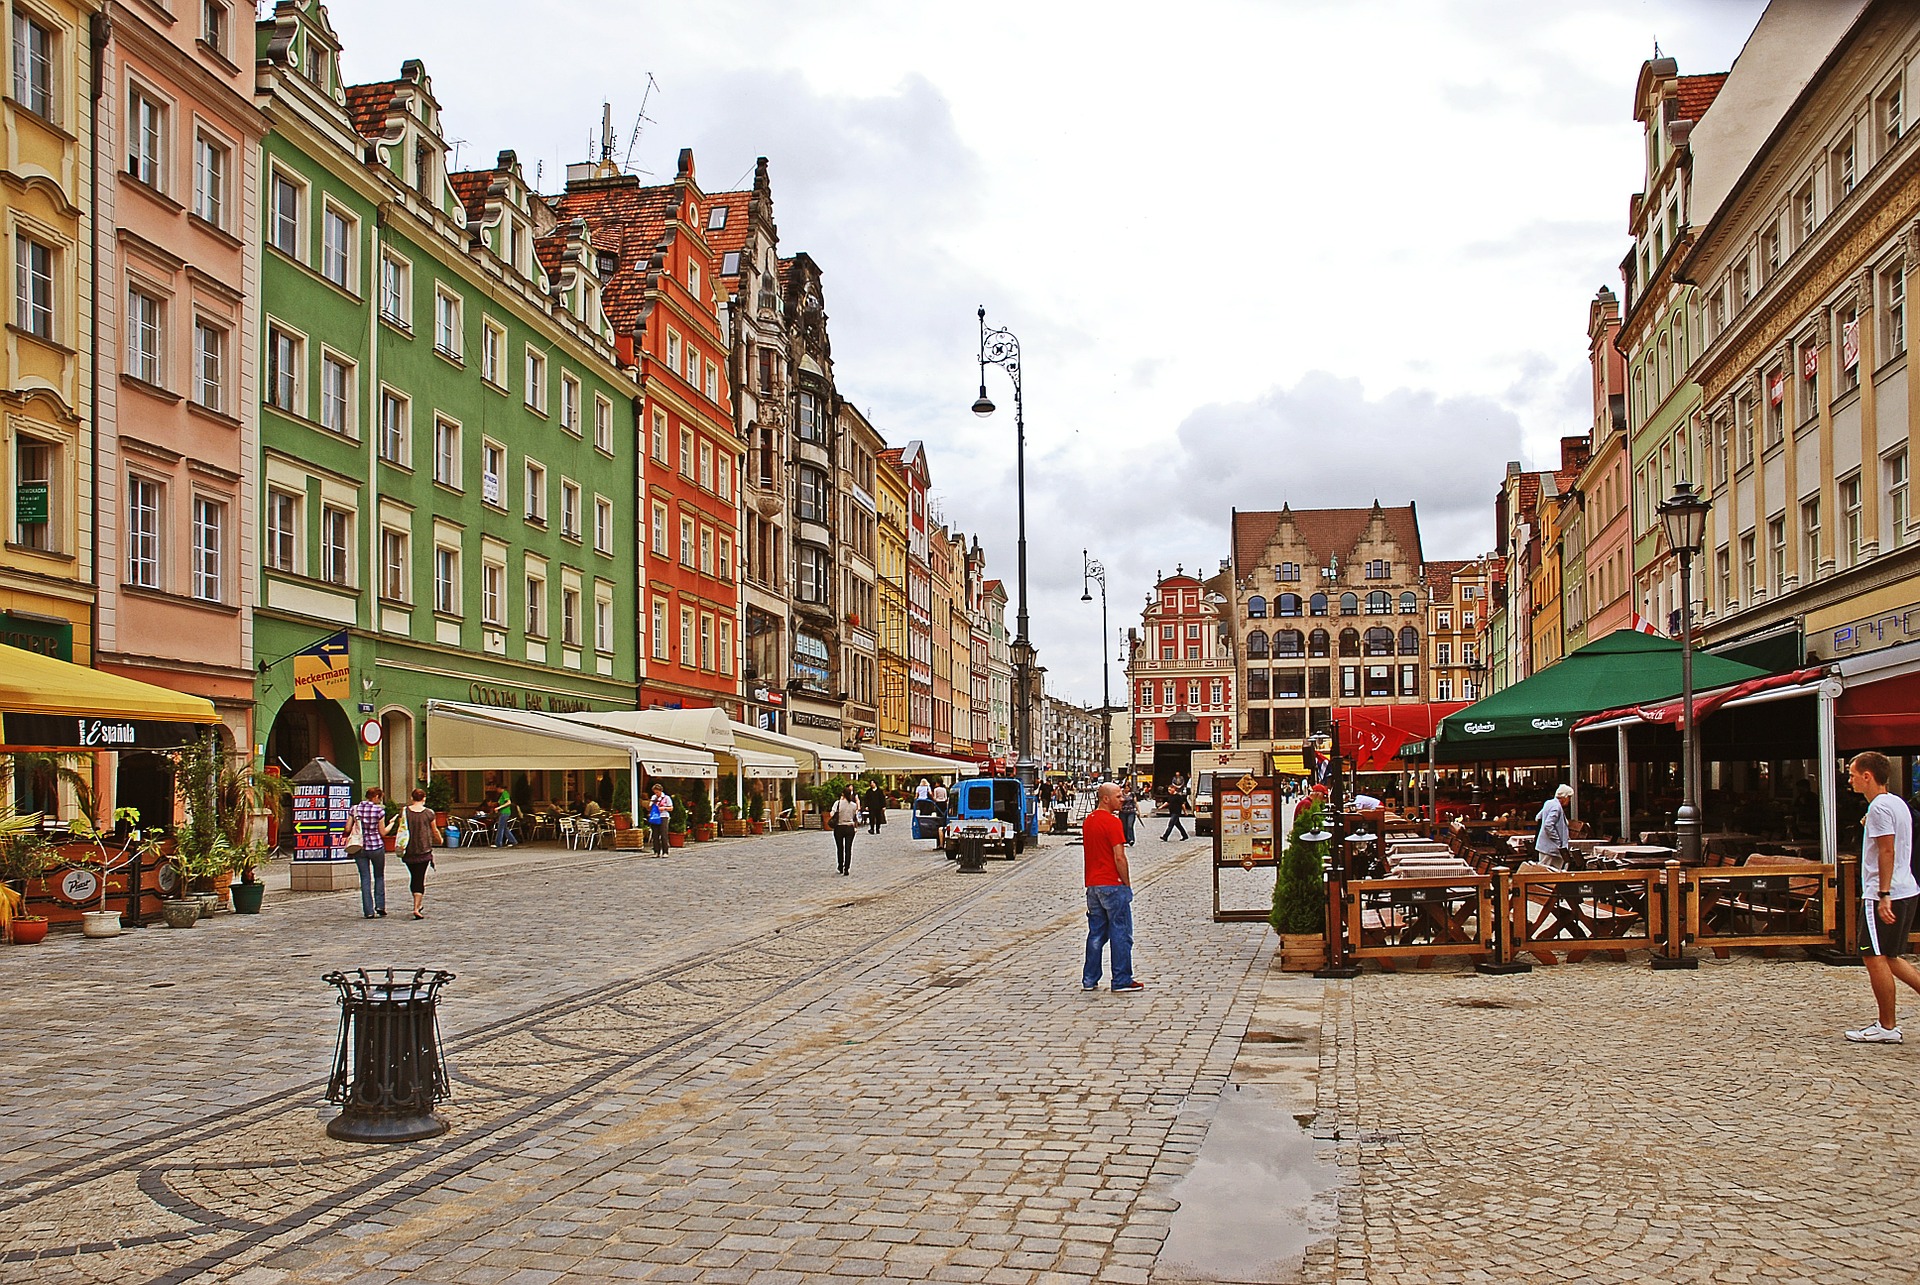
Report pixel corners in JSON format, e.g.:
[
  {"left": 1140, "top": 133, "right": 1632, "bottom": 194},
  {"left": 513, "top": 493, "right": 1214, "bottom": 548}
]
[
  {"left": 1340, "top": 592, "right": 1359, "bottom": 616},
  {"left": 1246, "top": 629, "right": 1268, "bottom": 658},
  {"left": 1274, "top": 629, "right": 1304, "bottom": 657},
  {"left": 1400, "top": 592, "right": 1418, "bottom": 614},
  {"left": 1367, "top": 591, "right": 1391, "bottom": 615},
  {"left": 1278, "top": 593, "right": 1302, "bottom": 617},
  {"left": 1308, "top": 628, "right": 1330, "bottom": 658},
  {"left": 1247, "top": 595, "right": 1267, "bottom": 618},
  {"left": 1398, "top": 626, "right": 1419, "bottom": 655},
  {"left": 1339, "top": 628, "right": 1361, "bottom": 657},
  {"left": 1364, "top": 627, "right": 1394, "bottom": 656},
  {"left": 1310, "top": 592, "right": 1328, "bottom": 616}
]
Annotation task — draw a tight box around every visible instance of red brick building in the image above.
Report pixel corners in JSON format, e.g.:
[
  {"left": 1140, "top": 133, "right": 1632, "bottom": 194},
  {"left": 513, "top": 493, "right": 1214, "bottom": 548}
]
[{"left": 559, "top": 149, "right": 741, "bottom": 711}]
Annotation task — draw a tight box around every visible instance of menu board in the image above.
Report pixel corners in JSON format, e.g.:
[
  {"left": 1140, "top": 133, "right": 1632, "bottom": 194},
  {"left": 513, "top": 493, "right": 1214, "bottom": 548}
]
[
  {"left": 292, "top": 782, "right": 352, "bottom": 862},
  {"left": 1216, "top": 785, "right": 1276, "bottom": 866}
]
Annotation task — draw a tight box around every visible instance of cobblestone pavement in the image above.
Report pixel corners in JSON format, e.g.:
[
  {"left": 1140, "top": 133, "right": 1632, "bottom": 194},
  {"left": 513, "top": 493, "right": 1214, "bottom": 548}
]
[
  {"left": 1308, "top": 954, "right": 1920, "bottom": 1285},
  {"left": 0, "top": 826, "right": 1273, "bottom": 1284}
]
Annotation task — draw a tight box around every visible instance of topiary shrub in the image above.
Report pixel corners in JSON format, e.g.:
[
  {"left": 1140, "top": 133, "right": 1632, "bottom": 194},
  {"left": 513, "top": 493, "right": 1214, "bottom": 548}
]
[{"left": 1271, "top": 797, "right": 1329, "bottom": 935}]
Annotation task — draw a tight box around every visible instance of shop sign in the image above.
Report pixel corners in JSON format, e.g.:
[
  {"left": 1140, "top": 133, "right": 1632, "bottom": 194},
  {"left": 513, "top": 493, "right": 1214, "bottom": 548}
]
[
  {"left": 1827, "top": 601, "right": 1920, "bottom": 656},
  {"left": 0, "top": 611, "right": 72, "bottom": 659},
  {"left": 15, "top": 481, "right": 47, "bottom": 524},
  {"left": 465, "top": 681, "right": 595, "bottom": 713},
  {"left": 791, "top": 711, "right": 840, "bottom": 730},
  {"left": 293, "top": 630, "right": 350, "bottom": 702},
  {"left": 291, "top": 781, "right": 351, "bottom": 863},
  {"left": 1, "top": 713, "right": 205, "bottom": 750}
]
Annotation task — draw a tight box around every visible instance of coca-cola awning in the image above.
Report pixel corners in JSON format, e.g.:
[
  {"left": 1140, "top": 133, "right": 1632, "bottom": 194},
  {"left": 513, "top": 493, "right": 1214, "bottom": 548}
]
[
  {"left": 1572, "top": 666, "right": 1825, "bottom": 732},
  {"left": 1334, "top": 703, "right": 1468, "bottom": 773}
]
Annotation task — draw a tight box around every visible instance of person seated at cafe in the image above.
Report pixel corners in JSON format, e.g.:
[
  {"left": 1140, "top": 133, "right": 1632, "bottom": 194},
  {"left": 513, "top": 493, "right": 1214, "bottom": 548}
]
[{"left": 583, "top": 798, "right": 604, "bottom": 818}]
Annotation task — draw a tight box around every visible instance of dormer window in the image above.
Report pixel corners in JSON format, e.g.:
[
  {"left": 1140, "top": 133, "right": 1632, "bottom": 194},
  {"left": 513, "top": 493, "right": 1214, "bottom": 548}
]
[
  {"left": 721, "top": 251, "right": 740, "bottom": 275},
  {"left": 596, "top": 251, "right": 618, "bottom": 277},
  {"left": 707, "top": 206, "right": 728, "bottom": 230}
]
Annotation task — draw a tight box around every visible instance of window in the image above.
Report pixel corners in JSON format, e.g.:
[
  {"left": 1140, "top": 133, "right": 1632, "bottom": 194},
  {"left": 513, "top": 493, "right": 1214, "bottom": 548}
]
[
  {"left": 1841, "top": 305, "right": 1861, "bottom": 394},
  {"left": 560, "top": 479, "right": 580, "bottom": 539},
  {"left": 1769, "top": 516, "right": 1787, "bottom": 593},
  {"left": 1340, "top": 592, "right": 1359, "bottom": 616},
  {"left": 526, "top": 573, "right": 546, "bottom": 637},
  {"left": 270, "top": 171, "right": 302, "bottom": 258},
  {"left": 1882, "top": 82, "right": 1905, "bottom": 155},
  {"left": 560, "top": 373, "right": 580, "bottom": 434},
  {"left": 1245, "top": 630, "right": 1268, "bottom": 659},
  {"left": 1278, "top": 593, "right": 1301, "bottom": 617},
  {"left": 798, "top": 545, "right": 828, "bottom": 604},
  {"left": 481, "top": 560, "right": 504, "bottom": 626},
  {"left": 651, "top": 597, "right": 668, "bottom": 659},
  {"left": 718, "top": 534, "right": 733, "bottom": 580},
  {"left": 192, "top": 319, "right": 224, "bottom": 411},
  {"left": 1795, "top": 181, "right": 1815, "bottom": 245},
  {"left": 679, "top": 428, "right": 694, "bottom": 477},
  {"left": 320, "top": 505, "right": 350, "bottom": 586},
  {"left": 1884, "top": 263, "right": 1906, "bottom": 358},
  {"left": 650, "top": 501, "right": 668, "bottom": 557},
  {"left": 699, "top": 440, "right": 713, "bottom": 491},
  {"left": 700, "top": 613, "right": 713, "bottom": 669},
  {"left": 797, "top": 392, "right": 824, "bottom": 444},
  {"left": 717, "top": 452, "right": 732, "bottom": 501},
  {"left": 1246, "top": 595, "right": 1267, "bottom": 619},
  {"left": 128, "top": 86, "right": 165, "bottom": 188},
  {"left": 718, "top": 618, "right": 732, "bottom": 674},
  {"left": 705, "top": 360, "right": 718, "bottom": 400},
  {"left": 266, "top": 325, "right": 300, "bottom": 411},
  {"left": 1803, "top": 497, "right": 1822, "bottom": 574},
  {"left": 480, "top": 440, "right": 504, "bottom": 506},
  {"left": 797, "top": 465, "right": 827, "bottom": 521},
  {"left": 319, "top": 352, "right": 352, "bottom": 435},
  {"left": 265, "top": 488, "right": 297, "bottom": 573},
  {"left": 698, "top": 525, "right": 713, "bottom": 575},
  {"left": 1366, "top": 591, "right": 1390, "bottom": 615},
  {"left": 379, "top": 389, "right": 408, "bottom": 464},
  {"left": 433, "top": 418, "right": 460, "bottom": 488},
  {"left": 594, "top": 497, "right": 612, "bottom": 554},
  {"left": 1842, "top": 473, "right": 1863, "bottom": 568},
  {"left": 381, "top": 527, "right": 408, "bottom": 601},
  {"left": 14, "top": 234, "right": 53, "bottom": 337},
  {"left": 594, "top": 394, "right": 612, "bottom": 453},
  {"left": 687, "top": 260, "right": 700, "bottom": 297},
  {"left": 1339, "top": 628, "right": 1360, "bottom": 657},
  {"left": 1891, "top": 450, "right": 1910, "bottom": 550},
  {"left": 1308, "top": 628, "right": 1329, "bottom": 658},
  {"left": 665, "top": 329, "right": 680, "bottom": 371},
  {"left": 200, "top": 1, "right": 227, "bottom": 55},
  {"left": 1398, "top": 626, "right": 1419, "bottom": 655},
  {"left": 1210, "top": 678, "right": 1224, "bottom": 706},
  {"left": 524, "top": 347, "right": 546, "bottom": 410},
  {"left": 1399, "top": 665, "right": 1419, "bottom": 697},
  {"left": 1273, "top": 628, "right": 1302, "bottom": 657},
  {"left": 434, "top": 289, "right": 461, "bottom": 358},
  {"left": 1436, "top": 642, "right": 1452, "bottom": 665},
  {"left": 596, "top": 595, "right": 613, "bottom": 654},
  {"left": 1309, "top": 592, "right": 1328, "bottom": 616},
  {"left": 1400, "top": 591, "right": 1418, "bottom": 614},
  {"left": 1836, "top": 134, "right": 1857, "bottom": 199},
  {"left": 190, "top": 497, "right": 223, "bottom": 601},
  {"left": 480, "top": 320, "right": 504, "bottom": 386},
  {"left": 193, "top": 135, "right": 227, "bottom": 227},
  {"left": 1364, "top": 627, "right": 1393, "bottom": 657},
  {"left": 434, "top": 545, "right": 459, "bottom": 613},
  {"left": 379, "top": 253, "right": 409, "bottom": 324},
  {"left": 128, "top": 476, "right": 161, "bottom": 588},
  {"left": 1437, "top": 677, "right": 1453, "bottom": 701},
  {"left": 524, "top": 461, "right": 546, "bottom": 524},
  {"left": 1340, "top": 666, "right": 1359, "bottom": 698},
  {"left": 12, "top": 11, "right": 53, "bottom": 118},
  {"left": 650, "top": 409, "right": 668, "bottom": 463},
  {"left": 679, "top": 515, "right": 695, "bottom": 566},
  {"left": 127, "top": 288, "right": 163, "bottom": 385}
]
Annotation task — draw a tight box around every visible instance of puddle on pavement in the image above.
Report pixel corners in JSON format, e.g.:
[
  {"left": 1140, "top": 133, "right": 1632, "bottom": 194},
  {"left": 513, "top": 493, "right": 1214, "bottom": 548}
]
[{"left": 1154, "top": 1082, "right": 1336, "bottom": 1283}]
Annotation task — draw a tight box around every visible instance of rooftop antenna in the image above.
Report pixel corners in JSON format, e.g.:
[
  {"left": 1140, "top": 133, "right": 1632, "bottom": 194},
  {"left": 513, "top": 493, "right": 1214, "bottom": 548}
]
[{"left": 623, "top": 74, "right": 660, "bottom": 173}]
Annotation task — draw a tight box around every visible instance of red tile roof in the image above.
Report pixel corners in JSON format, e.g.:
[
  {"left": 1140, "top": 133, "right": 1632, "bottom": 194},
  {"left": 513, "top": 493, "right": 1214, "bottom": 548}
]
[
  {"left": 533, "top": 230, "right": 566, "bottom": 279},
  {"left": 1675, "top": 73, "right": 1728, "bottom": 123},
  {"left": 1232, "top": 503, "right": 1424, "bottom": 577},
  {"left": 552, "top": 176, "right": 680, "bottom": 335},
  {"left": 448, "top": 169, "right": 495, "bottom": 220},
  {"left": 705, "top": 191, "right": 752, "bottom": 260},
  {"left": 1424, "top": 558, "right": 1473, "bottom": 594},
  {"left": 344, "top": 81, "right": 401, "bottom": 139}
]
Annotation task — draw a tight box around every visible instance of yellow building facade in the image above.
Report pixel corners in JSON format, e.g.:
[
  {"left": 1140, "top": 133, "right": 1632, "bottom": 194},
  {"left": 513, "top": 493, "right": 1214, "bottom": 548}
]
[
  {"left": 3, "top": 0, "right": 100, "bottom": 663},
  {"left": 875, "top": 451, "right": 910, "bottom": 748}
]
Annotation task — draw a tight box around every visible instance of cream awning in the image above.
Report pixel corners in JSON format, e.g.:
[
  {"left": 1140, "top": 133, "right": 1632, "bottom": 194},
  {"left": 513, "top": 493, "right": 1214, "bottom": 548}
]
[
  {"left": 425, "top": 703, "right": 717, "bottom": 779},
  {"left": 564, "top": 709, "right": 799, "bottom": 780},
  {"left": 859, "top": 745, "right": 976, "bottom": 777},
  {"left": 731, "top": 724, "right": 865, "bottom": 775}
]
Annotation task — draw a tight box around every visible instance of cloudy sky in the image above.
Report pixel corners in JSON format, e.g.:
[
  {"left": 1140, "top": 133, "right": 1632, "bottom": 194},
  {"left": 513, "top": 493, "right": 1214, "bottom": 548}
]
[{"left": 318, "top": 0, "right": 1768, "bottom": 708}]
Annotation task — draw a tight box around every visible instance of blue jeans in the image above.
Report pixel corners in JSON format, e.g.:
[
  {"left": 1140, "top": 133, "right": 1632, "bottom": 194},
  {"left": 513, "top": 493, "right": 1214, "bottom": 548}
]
[
  {"left": 495, "top": 812, "right": 517, "bottom": 846},
  {"left": 1121, "top": 813, "right": 1136, "bottom": 845},
  {"left": 354, "top": 851, "right": 386, "bottom": 916},
  {"left": 1083, "top": 884, "right": 1136, "bottom": 989}
]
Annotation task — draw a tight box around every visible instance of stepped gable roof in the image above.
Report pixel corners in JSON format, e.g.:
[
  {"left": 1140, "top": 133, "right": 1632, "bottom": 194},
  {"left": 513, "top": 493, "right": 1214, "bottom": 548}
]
[
  {"left": 1676, "top": 72, "right": 1728, "bottom": 122},
  {"left": 344, "top": 81, "right": 401, "bottom": 139},
  {"left": 1233, "top": 503, "right": 1423, "bottom": 574},
  {"left": 553, "top": 177, "right": 680, "bottom": 334}
]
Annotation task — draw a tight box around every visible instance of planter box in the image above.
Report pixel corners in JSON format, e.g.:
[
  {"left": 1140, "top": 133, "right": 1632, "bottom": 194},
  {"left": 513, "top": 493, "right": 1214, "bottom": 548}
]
[
  {"left": 719, "top": 819, "right": 750, "bottom": 838},
  {"left": 612, "top": 828, "right": 647, "bottom": 850},
  {"left": 1278, "top": 933, "right": 1326, "bottom": 972}
]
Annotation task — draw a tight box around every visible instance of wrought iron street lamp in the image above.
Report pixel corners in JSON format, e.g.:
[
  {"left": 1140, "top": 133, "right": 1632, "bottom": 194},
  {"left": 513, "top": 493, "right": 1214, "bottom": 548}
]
[
  {"left": 1081, "top": 551, "right": 1110, "bottom": 779},
  {"left": 975, "top": 306, "right": 1035, "bottom": 788},
  {"left": 1657, "top": 479, "right": 1711, "bottom": 871},
  {"left": 1467, "top": 656, "right": 1489, "bottom": 813}
]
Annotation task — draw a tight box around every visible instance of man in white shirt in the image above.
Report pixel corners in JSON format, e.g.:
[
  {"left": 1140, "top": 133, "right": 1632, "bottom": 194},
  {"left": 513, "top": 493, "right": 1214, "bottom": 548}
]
[{"left": 1846, "top": 751, "right": 1920, "bottom": 1043}]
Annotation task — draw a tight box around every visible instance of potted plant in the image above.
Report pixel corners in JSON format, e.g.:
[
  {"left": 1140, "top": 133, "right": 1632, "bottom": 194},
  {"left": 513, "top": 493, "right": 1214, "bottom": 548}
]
[
  {"left": 425, "top": 773, "right": 454, "bottom": 829},
  {"left": 746, "top": 792, "right": 765, "bottom": 835},
  {"left": 691, "top": 788, "right": 715, "bottom": 842},
  {"left": 0, "top": 812, "right": 52, "bottom": 945},
  {"left": 228, "top": 840, "right": 275, "bottom": 914},
  {"left": 667, "top": 801, "right": 688, "bottom": 848},
  {"left": 717, "top": 800, "right": 748, "bottom": 838},
  {"left": 1271, "top": 797, "right": 1331, "bottom": 971}
]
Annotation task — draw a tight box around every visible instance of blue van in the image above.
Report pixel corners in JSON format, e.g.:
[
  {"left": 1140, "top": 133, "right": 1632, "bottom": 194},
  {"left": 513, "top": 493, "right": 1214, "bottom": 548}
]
[{"left": 939, "top": 777, "right": 1037, "bottom": 858}]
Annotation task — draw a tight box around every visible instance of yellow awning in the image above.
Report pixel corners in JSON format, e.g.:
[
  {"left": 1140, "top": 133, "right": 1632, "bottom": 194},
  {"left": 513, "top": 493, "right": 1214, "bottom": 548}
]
[{"left": 0, "top": 642, "right": 219, "bottom": 722}]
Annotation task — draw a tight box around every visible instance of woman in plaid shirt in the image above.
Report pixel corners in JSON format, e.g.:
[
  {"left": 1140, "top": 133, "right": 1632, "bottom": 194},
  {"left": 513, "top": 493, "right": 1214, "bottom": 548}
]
[{"left": 350, "top": 788, "right": 390, "bottom": 918}]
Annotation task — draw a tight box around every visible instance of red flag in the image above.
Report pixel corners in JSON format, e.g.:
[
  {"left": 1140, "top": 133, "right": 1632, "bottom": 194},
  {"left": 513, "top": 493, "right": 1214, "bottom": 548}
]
[{"left": 1630, "top": 613, "right": 1661, "bottom": 635}]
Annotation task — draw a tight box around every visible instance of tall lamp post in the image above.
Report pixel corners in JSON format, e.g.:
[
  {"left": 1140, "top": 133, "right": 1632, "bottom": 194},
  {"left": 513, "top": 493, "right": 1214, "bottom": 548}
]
[
  {"left": 1467, "top": 656, "right": 1489, "bottom": 814},
  {"left": 1081, "top": 551, "right": 1110, "bottom": 779},
  {"left": 1657, "top": 480, "right": 1711, "bottom": 869},
  {"left": 974, "top": 306, "right": 1035, "bottom": 788}
]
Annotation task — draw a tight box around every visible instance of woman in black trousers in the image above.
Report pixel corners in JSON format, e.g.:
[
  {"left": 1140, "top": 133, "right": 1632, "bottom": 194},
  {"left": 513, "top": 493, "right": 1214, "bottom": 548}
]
[{"left": 862, "top": 783, "right": 887, "bottom": 835}]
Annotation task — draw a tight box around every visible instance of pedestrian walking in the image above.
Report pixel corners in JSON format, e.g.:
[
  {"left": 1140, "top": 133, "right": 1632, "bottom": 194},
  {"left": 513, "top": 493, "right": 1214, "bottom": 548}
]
[
  {"left": 1119, "top": 785, "right": 1138, "bottom": 846},
  {"left": 1532, "top": 784, "right": 1575, "bottom": 869},
  {"left": 348, "top": 787, "right": 388, "bottom": 919},
  {"left": 646, "top": 783, "right": 673, "bottom": 855},
  {"left": 398, "top": 788, "right": 442, "bottom": 920},
  {"left": 493, "top": 784, "right": 518, "bottom": 847},
  {"left": 1082, "top": 782, "right": 1143, "bottom": 993},
  {"left": 830, "top": 785, "right": 862, "bottom": 875},
  {"left": 862, "top": 782, "right": 888, "bottom": 835},
  {"left": 1161, "top": 775, "right": 1189, "bottom": 841},
  {"left": 1846, "top": 751, "right": 1920, "bottom": 1043}
]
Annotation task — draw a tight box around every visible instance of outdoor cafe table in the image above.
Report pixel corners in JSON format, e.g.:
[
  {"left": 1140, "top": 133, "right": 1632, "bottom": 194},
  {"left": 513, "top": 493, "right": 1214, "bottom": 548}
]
[{"left": 1590, "top": 844, "right": 1681, "bottom": 868}]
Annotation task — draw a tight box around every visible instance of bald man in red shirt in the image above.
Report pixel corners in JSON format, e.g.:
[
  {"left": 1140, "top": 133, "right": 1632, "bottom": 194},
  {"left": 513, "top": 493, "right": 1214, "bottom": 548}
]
[{"left": 1082, "top": 782, "right": 1144, "bottom": 992}]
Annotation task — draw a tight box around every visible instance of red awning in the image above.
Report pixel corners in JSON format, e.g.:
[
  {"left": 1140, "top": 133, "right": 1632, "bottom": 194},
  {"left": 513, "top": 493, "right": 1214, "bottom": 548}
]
[
  {"left": 1838, "top": 669, "right": 1920, "bottom": 751},
  {"left": 1334, "top": 703, "right": 1468, "bottom": 772},
  {"left": 1573, "top": 666, "right": 1824, "bottom": 731}
]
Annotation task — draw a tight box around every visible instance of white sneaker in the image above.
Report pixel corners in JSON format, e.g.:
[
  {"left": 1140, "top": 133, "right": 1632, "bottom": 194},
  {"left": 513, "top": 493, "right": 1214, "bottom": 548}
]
[{"left": 1845, "top": 1022, "right": 1904, "bottom": 1043}]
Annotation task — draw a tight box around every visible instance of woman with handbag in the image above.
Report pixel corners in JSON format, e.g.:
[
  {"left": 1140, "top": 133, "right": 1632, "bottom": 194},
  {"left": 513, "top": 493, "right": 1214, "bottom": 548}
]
[
  {"left": 397, "top": 787, "right": 443, "bottom": 919},
  {"left": 348, "top": 787, "right": 388, "bottom": 918},
  {"left": 829, "top": 785, "right": 862, "bottom": 876}
]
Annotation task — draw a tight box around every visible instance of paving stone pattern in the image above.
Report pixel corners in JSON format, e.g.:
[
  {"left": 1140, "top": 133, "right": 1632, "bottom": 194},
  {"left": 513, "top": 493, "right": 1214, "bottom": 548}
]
[
  {"left": 0, "top": 828, "right": 1268, "bottom": 1284},
  {"left": 1309, "top": 955, "right": 1920, "bottom": 1285}
]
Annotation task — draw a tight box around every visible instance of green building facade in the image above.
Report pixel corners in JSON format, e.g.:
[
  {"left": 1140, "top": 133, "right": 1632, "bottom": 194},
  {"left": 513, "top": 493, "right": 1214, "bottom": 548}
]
[{"left": 252, "top": 3, "right": 639, "bottom": 808}]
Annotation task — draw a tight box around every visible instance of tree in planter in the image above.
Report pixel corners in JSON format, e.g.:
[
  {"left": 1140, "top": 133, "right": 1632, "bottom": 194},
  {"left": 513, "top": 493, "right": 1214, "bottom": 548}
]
[
  {"left": 172, "top": 733, "right": 290, "bottom": 888},
  {"left": 1271, "top": 797, "right": 1330, "bottom": 937},
  {"left": 423, "top": 774, "right": 455, "bottom": 818},
  {"left": 690, "top": 786, "right": 714, "bottom": 837},
  {"left": 0, "top": 812, "right": 53, "bottom": 942}
]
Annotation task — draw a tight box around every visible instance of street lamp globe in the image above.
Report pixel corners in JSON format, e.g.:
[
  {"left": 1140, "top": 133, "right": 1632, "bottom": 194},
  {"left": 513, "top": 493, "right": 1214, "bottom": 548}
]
[
  {"left": 1657, "top": 480, "right": 1709, "bottom": 555},
  {"left": 972, "top": 388, "right": 995, "bottom": 417}
]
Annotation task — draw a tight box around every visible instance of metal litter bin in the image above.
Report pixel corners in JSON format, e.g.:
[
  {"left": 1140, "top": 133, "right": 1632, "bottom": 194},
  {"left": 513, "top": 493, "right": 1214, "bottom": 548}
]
[
  {"left": 955, "top": 833, "right": 988, "bottom": 873},
  {"left": 323, "top": 967, "right": 455, "bottom": 1143}
]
